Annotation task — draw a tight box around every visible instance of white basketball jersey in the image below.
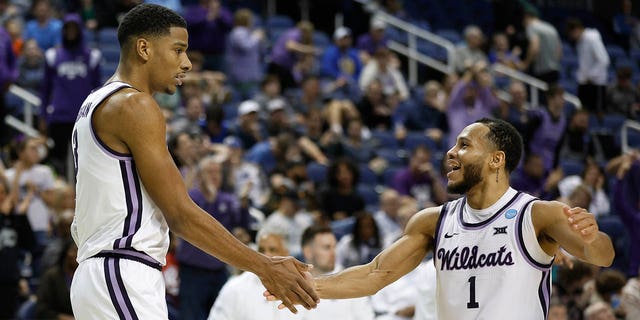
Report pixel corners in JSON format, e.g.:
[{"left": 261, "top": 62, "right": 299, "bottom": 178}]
[
  {"left": 434, "top": 188, "right": 554, "bottom": 320},
  {"left": 71, "top": 81, "right": 169, "bottom": 266}
]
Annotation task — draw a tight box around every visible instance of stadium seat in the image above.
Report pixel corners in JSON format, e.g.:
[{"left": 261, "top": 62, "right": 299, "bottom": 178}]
[
  {"left": 358, "top": 164, "right": 378, "bottom": 185},
  {"left": 376, "top": 148, "right": 406, "bottom": 167},
  {"left": 306, "top": 162, "right": 328, "bottom": 184},
  {"left": 98, "top": 28, "right": 119, "bottom": 46},
  {"left": 381, "top": 166, "right": 402, "bottom": 186},
  {"left": 357, "top": 184, "right": 379, "bottom": 206},
  {"left": 435, "top": 29, "right": 462, "bottom": 44},
  {"left": 559, "top": 159, "right": 585, "bottom": 177},
  {"left": 266, "top": 15, "right": 294, "bottom": 29},
  {"left": 370, "top": 130, "right": 399, "bottom": 149},
  {"left": 403, "top": 131, "right": 439, "bottom": 152}
]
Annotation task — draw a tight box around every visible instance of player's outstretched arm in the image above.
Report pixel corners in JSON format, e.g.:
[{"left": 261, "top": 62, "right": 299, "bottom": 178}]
[
  {"left": 289, "top": 206, "right": 438, "bottom": 300},
  {"left": 99, "top": 91, "right": 318, "bottom": 313},
  {"left": 533, "top": 201, "right": 614, "bottom": 267}
]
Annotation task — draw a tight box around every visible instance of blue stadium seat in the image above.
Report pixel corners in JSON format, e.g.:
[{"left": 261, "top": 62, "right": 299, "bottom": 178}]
[
  {"left": 370, "top": 130, "right": 398, "bottom": 149},
  {"left": 98, "top": 27, "right": 119, "bottom": 46},
  {"left": 403, "top": 132, "right": 439, "bottom": 152},
  {"left": 357, "top": 184, "right": 379, "bottom": 206},
  {"left": 331, "top": 216, "right": 355, "bottom": 240},
  {"left": 358, "top": 164, "right": 378, "bottom": 185},
  {"left": 266, "top": 15, "right": 294, "bottom": 29},
  {"left": 435, "top": 29, "right": 462, "bottom": 44},
  {"left": 376, "top": 148, "right": 406, "bottom": 167},
  {"left": 381, "top": 166, "right": 401, "bottom": 186},
  {"left": 559, "top": 159, "right": 585, "bottom": 176},
  {"left": 313, "top": 31, "right": 331, "bottom": 48},
  {"left": 607, "top": 45, "right": 628, "bottom": 62},
  {"left": 100, "top": 45, "right": 120, "bottom": 63},
  {"left": 306, "top": 162, "right": 328, "bottom": 184}
]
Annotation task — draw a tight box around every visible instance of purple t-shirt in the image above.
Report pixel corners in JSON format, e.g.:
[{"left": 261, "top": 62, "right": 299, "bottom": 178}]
[
  {"left": 270, "top": 28, "right": 302, "bottom": 69},
  {"left": 175, "top": 189, "right": 249, "bottom": 270}
]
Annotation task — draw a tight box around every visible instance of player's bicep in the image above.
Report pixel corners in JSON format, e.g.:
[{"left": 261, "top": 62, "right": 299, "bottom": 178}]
[
  {"left": 534, "top": 202, "right": 586, "bottom": 259},
  {"left": 371, "top": 207, "right": 439, "bottom": 280},
  {"left": 116, "top": 94, "right": 190, "bottom": 216}
]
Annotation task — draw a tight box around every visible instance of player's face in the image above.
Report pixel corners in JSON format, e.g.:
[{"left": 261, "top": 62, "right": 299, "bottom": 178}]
[
  {"left": 307, "top": 233, "right": 336, "bottom": 274},
  {"left": 445, "top": 123, "right": 492, "bottom": 194},
  {"left": 151, "top": 27, "right": 192, "bottom": 94}
]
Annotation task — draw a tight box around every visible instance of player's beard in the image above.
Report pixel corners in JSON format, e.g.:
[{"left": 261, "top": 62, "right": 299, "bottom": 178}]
[{"left": 447, "top": 161, "right": 483, "bottom": 194}]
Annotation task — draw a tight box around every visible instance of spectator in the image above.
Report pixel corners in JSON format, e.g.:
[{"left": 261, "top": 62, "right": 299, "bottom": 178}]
[
  {"left": 227, "top": 8, "right": 265, "bottom": 99},
  {"left": 265, "top": 98, "right": 294, "bottom": 137},
  {"left": 606, "top": 66, "right": 640, "bottom": 119},
  {"left": 298, "top": 225, "right": 375, "bottom": 319},
  {"left": 392, "top": 145, "right": 447, "bottom": 208},
  {"left": 268, "top": 20, "right": 318, "bottom": 90},
  {"left": 566, "top": 18, "right": 610, "bottom": 115},
  {"left": 373, "top": 189, "right": 402, "bottom": 247},
  {"left": 593, "top": 269, "right": 627, "bottom": 313},
  {"left": 4, "top": 138, "right": 56, "bottom": 268},
  {"left": 320, "top": 26, "right": 362, "bottom": 84},
  {"left": 488, "top": 32, "right": 520, "bottom": 69},
  {"left": 336, "top": 212, "right": 383, "bottom": 268},
  {"left": 556, "top": 110, "right": 602, "bottom": 164},
  {"left": 583, "top": 301, "right": 616, "bottom": 320},
  {"left": 182, "top": 0, "right": 232, "bottom": 71},
  {"left": 613, "top": 0, "right": 640, "bottom": 51},
  {"left": 359, "top": 47, "right": 408, "bottom": 102},
  {"left": 511, "top": 153, "right": 562, "bottom": 200},
  {"left": 622, "top": 269, "right": 640, "bottom": 320},
  {"left": 260, "top": 190, "right": 313, "bottom": 258},
  {"left": 34, "top": 240, "right": 76, "bottom": 319},
  {"left": 291, "top": 75, "right": 325, "bottom": 114},
  {"left": 319, "top": 158, "right": 365, "bottom": 221},
  {"left": 0, "top": 172, "right": 35, "bottom": 319},
  {"left": 79, "top": 0, "right": 97, "bottom": 30},
  {"left": 493, "top": 80, "right": 530, "bottom": 135},
  {"left": 612, "top": 154, "right": 640, "bottom": 277},
  {"left": 4, "top": 17, "right": 23, "bottom": 56},
  {"left": 356, "top": 16, "right": 389, "bottom": 64},
  {"left": 23, "top": 0, "right": 62, "bottom": 51},
  {"left": 548, "top": 298, "right": 569, "bottom": 320},
  {"left": 15, "top": 39, "right": 44, "bottom": 94},
  {"left": 168, "top": 132, "right": 200, "bottom": 189},
  {"left": 356, "top": 79, "right": 394, "bottom": 131},
  {"left": 176, "top": 156, "right": 251, "bottom": 320},
  {"left": 232, "top": 100, "right": 263, "bottom": 150},
  {"left": 201, "top": 105, "right": 230, "bottom": 144},
  {"left": 39, "top": 205, "right": 73, "bottom": 272},
  {"left": 207, "top": 231, "right": 300, "bottom": 320},
  {"left": 526, "top": 85, "right": 567, "bottom": 173},
  {"left": 403, "top": 80, "right": 448, "bottom": 143},
  {"left": 558, "top": 161, "right": 610, "bottom": 217},
  {"left": 446, "top": 60, "right": 498, "bottom": 149},
  {"left": 252, "top": 74, "right": 287, "bottom": 118},
  {"left": 0, "top": 25, "right": 17, "bottom": 148},
  {"left": 39, "top": 13, "right": 102, "bottom": 177},
  {"left": 453, "top": 25, "right": 489, "bottom": 75},
  {"left": 340, "top": 118, "right": 377, "bottom": 164},
  {"left": 223, "top": 135, "right": 270, "bottom": 210},
  {"left": 169, "top": 96, "right": 205, "bottom": 137},
  {"left": 521, "top": 6, "right": 562, "bottom": 84}
]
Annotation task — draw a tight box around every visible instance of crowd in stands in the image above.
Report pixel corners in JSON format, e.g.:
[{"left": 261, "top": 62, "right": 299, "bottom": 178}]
[{"left": 1, "top": 0, "right": 640, "bottom": 319}]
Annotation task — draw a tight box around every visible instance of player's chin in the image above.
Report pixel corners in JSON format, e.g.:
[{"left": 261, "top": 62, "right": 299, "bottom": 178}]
[{"left": 163, "top": 86, "right": 178, "bottom": 95}]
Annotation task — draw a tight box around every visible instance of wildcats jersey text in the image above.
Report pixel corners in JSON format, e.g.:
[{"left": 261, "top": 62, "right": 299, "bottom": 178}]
[{"left": 434, "top": 188, "right": 554, "bottom": 320}]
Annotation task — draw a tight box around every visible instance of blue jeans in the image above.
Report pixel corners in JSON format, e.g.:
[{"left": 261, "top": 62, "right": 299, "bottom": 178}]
[{"left": 178, "top": 265, "right": 229, "bottom": 320}]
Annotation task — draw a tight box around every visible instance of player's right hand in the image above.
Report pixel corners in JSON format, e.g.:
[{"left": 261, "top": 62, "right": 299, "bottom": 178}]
[{"left": 257, "top": 256, "right": 319, "bottom": 313}]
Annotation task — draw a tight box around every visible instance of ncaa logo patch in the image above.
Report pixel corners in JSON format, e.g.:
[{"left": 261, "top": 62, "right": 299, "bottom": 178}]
[{"left": 505, "top": 209, "right": 518, "bottom": 219}]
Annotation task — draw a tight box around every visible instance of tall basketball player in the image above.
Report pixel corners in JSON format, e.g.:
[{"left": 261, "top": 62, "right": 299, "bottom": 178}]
[
  {"left": 69, "top": 4, "right": 317, "bottom": 319},
  {"left": 268, "top": 117, "right": 614, "bottom": 319}
]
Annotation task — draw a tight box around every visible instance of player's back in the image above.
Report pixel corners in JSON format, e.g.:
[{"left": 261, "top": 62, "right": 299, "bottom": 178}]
[
  {"left": 433, "top": 188, "right": 554, "bottom": 320},
  {"left": 71, "top": 81, "right": 169, "bottom": 266}
]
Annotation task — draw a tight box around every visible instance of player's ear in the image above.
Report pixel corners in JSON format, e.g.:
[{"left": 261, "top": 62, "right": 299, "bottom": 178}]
[
  {"left": 490, "top": 151, "right": 505, "bottom": 169},
  {"left": 136, "top": 38, "right": 151, "bottom": 62}
]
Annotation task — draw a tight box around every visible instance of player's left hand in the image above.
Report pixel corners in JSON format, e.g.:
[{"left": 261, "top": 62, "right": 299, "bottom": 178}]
[{"left": 563, "top": 206, "right": 599, "bottom": 244}]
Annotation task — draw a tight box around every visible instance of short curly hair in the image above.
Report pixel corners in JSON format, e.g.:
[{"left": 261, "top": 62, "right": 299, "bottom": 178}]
[
  {"left": 474, "top": 118, "right": 523, "bottom": 173},
  {"left": 117, "top": 3, "right": 186, "bottom": 48}
]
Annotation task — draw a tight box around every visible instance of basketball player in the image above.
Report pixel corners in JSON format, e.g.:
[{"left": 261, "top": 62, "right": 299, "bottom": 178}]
[
  {"left": 268, "top": 118, "right": 614, "bottom": 319},
  {"left": 69, "top": 4, "right": 317, "bottom": 319}
]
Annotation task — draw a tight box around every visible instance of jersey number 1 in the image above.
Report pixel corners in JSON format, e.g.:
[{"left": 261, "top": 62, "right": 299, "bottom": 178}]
[{"left": 467, "top": 276, "right": 479, "bottom": 309}]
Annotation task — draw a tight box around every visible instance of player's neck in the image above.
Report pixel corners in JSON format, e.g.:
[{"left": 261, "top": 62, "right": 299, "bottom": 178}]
[
  {"left": 110, "top": 63, "right": 152, "bottom": 94},
  {"left": 465, "top": 180, "right": 510, "bottom": 210}
]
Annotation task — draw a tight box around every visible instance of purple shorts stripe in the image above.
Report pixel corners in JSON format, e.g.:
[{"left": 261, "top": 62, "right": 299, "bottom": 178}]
[
  {"left": 114, "top": 258, "right": 139, "bottom": 320},
  {"left": 104, "top": 257, "right": 130, "bottom": 320},
  {"left": 93, "top": 249, "right": 162, "bottom": 271}
]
